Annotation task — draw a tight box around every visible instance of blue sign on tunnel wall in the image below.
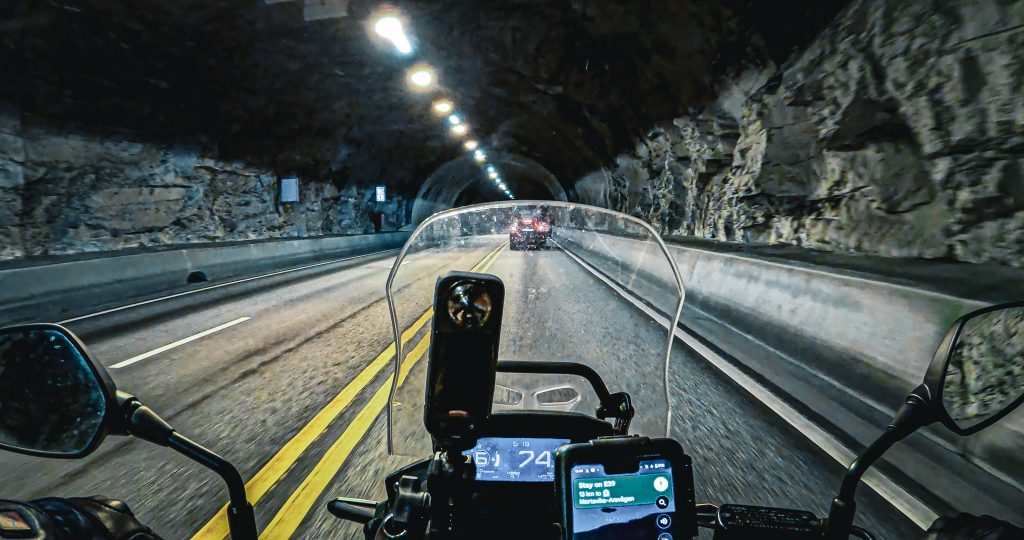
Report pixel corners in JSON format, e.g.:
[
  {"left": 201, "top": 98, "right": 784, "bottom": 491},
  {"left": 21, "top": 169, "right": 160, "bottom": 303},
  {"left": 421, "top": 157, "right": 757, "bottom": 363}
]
[{"left": 376, "top": 185, "right": 387, "bottom": 202}]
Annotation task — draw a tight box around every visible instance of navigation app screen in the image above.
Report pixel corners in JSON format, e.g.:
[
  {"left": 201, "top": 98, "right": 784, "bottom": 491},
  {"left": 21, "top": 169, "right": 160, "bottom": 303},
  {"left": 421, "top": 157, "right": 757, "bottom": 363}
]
[
  {"left": 570, "top": 459, "right": 676, "bottom": 540},
  {"left": 463, "top": 437, "right": 570, "bottom": 482}
]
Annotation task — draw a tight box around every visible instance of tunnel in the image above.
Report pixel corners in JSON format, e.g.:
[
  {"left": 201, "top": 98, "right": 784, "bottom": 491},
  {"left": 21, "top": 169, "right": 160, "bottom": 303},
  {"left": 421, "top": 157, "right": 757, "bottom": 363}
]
[
  {"left": 1, "top": 1, "right": 1024, "bottom": 538},
  {"left": 411, "top": 152, "right": 568, "bottom": 223}
]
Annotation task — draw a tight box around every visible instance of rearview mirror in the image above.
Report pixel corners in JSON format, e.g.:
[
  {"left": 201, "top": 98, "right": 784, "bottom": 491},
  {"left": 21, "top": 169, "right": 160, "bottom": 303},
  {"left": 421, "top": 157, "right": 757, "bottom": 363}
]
[
  {"left": 827, "top": 301, "right": 1024, "bottom": 539},
  {"left": 0, "top": 324, "right": 117, "bottom": 458},
  {"left": 926, "top": 301, "right": 1024, "bottom": 435},
  {"left": 0, "top": 324, "right": 261, "bottom": 538}
]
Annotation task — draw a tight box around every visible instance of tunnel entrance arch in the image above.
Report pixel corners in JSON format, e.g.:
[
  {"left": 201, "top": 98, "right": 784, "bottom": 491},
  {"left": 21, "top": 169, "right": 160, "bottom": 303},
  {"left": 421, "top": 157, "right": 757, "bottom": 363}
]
[{"left": 410, "top": 152, "right": 567, "bottom": 224}]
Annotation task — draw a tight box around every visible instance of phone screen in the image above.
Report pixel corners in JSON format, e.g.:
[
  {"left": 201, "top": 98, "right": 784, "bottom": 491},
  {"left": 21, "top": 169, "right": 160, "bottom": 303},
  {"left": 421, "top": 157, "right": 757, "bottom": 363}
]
[{"left": 569, "top": 459, "right": 676, "bottom": 540}]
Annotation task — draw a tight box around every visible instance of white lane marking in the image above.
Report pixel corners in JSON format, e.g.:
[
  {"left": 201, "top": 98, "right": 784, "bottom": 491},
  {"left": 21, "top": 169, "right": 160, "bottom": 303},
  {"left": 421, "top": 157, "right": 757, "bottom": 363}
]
[
  {"left": 558, "top": 244, "right": 939, "bottom": 530},
  {"left": 110, "top": 317, "right": 251, "bottom": 369},
  {"left": 58, "top": 249, "right": 394, "bottom": 324}
]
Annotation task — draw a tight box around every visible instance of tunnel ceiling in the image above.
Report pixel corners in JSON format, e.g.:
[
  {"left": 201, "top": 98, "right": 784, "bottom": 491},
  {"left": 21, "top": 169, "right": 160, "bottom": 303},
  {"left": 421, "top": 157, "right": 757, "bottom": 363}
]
[{"left": 0, "top": 0, "right": 847, "bottom": 196}]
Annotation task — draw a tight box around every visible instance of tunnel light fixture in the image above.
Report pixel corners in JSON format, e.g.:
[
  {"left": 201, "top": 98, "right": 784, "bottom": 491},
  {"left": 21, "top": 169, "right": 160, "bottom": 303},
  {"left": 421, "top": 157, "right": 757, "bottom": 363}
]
[
  {"left": 474, "top": 150, "right": 487, "bottom": 162},
  {"left": 410, "top": 69, "right": 433, "bottom": 87},
  {"left": 407, "top": 64, "right": 436, "bottom": 92},
  {"left": 464, "top": 140, "right": 478, "bottom": 151},
  {"left": 374, "top": 16, "right": 413, "bottom": 55},
  {"left": 488, "top": 170, "right": 499, "bottom": 179},
  {"left": 448, "top": 114, "right": 462, "bottom": 125},
  {"left": 451, "top": 124, "right": 468, "bottom": 136},
  {"left": 432, "top": 99, "right": 454, "bottom": 114}
]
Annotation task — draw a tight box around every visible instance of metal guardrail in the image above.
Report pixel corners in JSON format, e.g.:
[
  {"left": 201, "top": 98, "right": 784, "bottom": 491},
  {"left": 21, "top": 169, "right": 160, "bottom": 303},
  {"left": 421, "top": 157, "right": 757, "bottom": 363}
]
[{"left": 0, "top": 232, "right": 410, "bottom": 326}]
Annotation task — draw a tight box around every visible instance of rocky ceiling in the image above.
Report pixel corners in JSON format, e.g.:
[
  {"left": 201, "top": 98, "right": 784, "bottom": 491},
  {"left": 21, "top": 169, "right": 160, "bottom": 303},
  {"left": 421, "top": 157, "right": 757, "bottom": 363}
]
[{"left": 0, "top": 0, "right": 847, "bottom": 200}]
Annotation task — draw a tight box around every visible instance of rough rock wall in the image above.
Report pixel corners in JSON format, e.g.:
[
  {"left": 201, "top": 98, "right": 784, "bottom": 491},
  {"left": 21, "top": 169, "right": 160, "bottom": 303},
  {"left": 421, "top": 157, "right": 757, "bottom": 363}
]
[
  {"left": 575, "top": 0, "right": 1024, "bottom": 268},
  {"left": 0, "top": 106, "right": 410, "bottom": 260}
]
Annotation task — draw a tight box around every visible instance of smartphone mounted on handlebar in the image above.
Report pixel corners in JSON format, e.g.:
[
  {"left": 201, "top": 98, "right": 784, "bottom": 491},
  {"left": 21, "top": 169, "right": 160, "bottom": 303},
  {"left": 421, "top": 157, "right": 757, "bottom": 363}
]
[{"left": 555, "top": 436, "right": 697, "bottom": 540}]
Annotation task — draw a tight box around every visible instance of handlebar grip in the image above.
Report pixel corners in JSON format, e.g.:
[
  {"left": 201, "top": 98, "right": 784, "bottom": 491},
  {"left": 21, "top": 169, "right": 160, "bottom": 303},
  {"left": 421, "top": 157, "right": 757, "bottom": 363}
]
[{"left": 327, "top": 500, "right": 374, "bottom": 524}]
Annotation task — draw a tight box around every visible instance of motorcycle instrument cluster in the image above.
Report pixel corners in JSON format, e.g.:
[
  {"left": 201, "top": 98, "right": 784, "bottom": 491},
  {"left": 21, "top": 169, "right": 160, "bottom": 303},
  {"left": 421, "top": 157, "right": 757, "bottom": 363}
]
[{"left": 462, "top": 437, "right": 570, "bottom": 482}]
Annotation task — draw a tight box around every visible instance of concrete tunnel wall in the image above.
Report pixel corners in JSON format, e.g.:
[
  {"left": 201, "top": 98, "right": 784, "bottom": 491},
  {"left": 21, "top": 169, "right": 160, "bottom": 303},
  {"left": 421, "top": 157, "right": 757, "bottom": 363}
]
[{"left": 410, "top": 152, "right": 568, "bottom": 223}]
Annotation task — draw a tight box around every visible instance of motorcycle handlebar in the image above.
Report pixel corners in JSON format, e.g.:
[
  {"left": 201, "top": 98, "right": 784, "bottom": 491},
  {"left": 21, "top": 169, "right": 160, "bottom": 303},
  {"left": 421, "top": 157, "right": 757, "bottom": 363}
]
[
  {"left": 696, "top": 502, "right": 876, "bottom": 540},
  {"left": 328, "top": 500, "right": 374, "bottom": 524}
]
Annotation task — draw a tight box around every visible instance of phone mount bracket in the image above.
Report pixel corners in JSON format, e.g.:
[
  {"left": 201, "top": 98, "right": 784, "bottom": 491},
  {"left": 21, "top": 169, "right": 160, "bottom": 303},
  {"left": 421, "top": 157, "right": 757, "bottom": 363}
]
[
  {"left": 596, "top": 391, "right": 634, "bottom": 435},
  {"left": 384, "top": 475, "right": 430, "bottom": 539}
]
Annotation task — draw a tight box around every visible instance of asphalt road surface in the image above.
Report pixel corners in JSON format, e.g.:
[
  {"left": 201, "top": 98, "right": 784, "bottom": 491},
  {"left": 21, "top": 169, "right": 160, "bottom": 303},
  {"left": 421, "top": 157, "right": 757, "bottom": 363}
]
[{"left": 0, "top": 241, "right": 920, "bottom": 539}]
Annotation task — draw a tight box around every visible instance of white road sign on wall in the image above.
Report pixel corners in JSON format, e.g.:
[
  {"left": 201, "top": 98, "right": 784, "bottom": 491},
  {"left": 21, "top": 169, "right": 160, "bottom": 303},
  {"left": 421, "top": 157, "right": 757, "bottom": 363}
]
[{"left": 281, "top": 177, "right": 300, "bottom": 203}]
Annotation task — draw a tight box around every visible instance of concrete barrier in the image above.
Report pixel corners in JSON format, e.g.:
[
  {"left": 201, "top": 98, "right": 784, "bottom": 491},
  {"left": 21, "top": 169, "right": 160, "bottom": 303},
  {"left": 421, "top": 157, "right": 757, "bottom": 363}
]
[
  {"left": 555, "top": 229, "right": 1024, "bottom": 521},
  {"left": 0, "top": 232, "right": 410, "bottom": 326}
]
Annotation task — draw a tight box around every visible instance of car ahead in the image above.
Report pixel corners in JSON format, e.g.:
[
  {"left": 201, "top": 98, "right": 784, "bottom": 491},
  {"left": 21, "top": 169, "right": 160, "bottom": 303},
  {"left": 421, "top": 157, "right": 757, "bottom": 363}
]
[{"left": 509, "top": 215, "right": 550, "bottom": 250}]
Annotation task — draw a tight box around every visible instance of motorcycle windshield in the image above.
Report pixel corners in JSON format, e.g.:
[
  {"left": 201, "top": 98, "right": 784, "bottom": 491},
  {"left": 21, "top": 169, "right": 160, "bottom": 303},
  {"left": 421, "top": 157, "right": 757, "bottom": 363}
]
[{"left": 385, "top": 201, "right": 684, "bottom": 457}]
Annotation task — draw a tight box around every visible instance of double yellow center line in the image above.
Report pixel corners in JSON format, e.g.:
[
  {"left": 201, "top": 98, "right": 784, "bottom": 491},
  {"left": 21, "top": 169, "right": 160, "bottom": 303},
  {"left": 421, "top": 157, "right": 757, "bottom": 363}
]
[{"left": 192, "top": 243, "right": 505, "bottom": 540}]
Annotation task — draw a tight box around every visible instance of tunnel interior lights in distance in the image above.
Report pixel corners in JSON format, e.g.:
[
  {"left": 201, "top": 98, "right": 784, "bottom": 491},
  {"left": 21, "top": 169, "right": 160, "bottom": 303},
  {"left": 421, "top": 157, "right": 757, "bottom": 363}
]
[
  {"left": 432, "top": 100, "right": 453, "bottom": 114},
  {"left": 371, "top": 11, "right": 506, "bottom": 200},
  {"left": 374, "top": 16, "right": 413, "bottom": 55},
  {"left": 407, "top": 65, "right": 435, "bottom": 91}
]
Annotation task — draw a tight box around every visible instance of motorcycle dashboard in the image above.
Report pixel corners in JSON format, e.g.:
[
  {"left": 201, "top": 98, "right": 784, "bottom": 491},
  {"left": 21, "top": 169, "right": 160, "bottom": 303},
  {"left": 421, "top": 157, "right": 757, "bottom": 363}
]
[
  {"left": 466, "top": 412, "right": 616, "bottom": 484},
  {"left": 381, "top": 412, "right": 618, "bottom": 537},
  {"left": 464, "top": 437, "right": 569, "bottom": 482},
  {"left": 384, "top": 412, "right": 616, "bottom": 500}
]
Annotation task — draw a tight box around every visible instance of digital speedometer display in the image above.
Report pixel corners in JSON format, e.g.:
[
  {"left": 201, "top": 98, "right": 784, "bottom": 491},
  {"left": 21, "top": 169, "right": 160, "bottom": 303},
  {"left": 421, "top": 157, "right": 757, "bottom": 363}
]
[{"left": 463, "top": 437, "right": 570, "bottom": 482}]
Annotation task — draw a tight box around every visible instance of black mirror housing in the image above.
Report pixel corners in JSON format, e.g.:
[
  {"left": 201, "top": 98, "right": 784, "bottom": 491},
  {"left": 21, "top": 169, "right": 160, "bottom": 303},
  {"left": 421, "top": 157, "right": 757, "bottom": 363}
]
[
  {"left": 0, "top": 323, "right": 121, "bottom": 459},
  {"left": 923, "top": 301, "right": 1024, "bottom": 436}
]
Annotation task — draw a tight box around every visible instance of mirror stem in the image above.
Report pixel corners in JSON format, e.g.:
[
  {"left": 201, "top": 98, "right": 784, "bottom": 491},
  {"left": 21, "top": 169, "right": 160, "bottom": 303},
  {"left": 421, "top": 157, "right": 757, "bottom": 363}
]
[
  {"left": 826, "top": 385, "right": 933, "bottom": 539},
  {"left": 117, "top": 393, "right": 258, "bottom": 540},
  {"left": 167, "top": 432, "right": 258, "bottom": 540}
]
